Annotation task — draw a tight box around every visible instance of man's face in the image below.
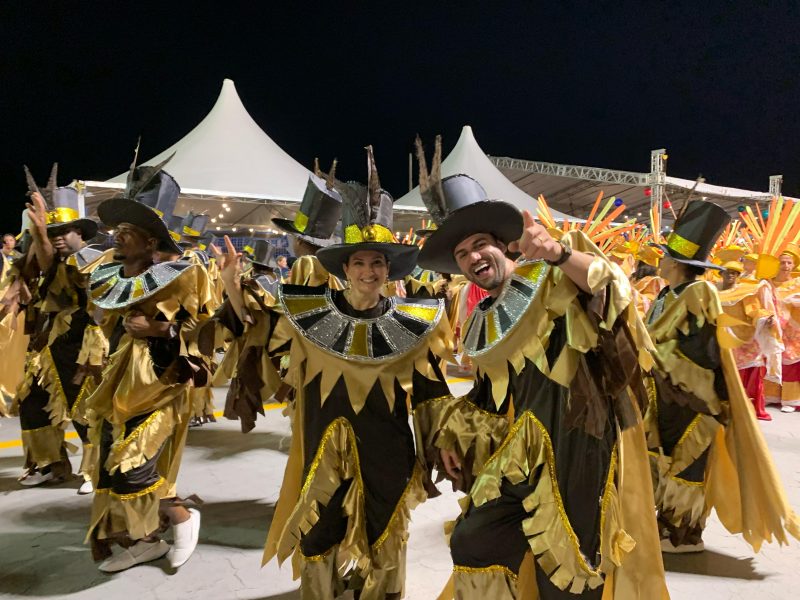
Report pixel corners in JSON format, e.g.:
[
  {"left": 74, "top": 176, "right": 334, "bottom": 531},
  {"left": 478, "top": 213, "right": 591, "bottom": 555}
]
[
  {"left": 3, "top": 235, "right": 15, "bottom": 251},
  {"left": 742, "top": 257, "right": 756, "bottom": 274},
  {"left": 113, "top": 223, "right": 156, "bottom": 263},
  {"left": 453, "top": 233, "right": 510, "bottom": 291},
  {"left": 277, "top": 256, "right": 287, "bottom": 268},
  {"left": 48, "top": 227, "right": 83, "bottom": 257},
  {"left": 779, "top": 253, "right": 796, "bottom": 274},
  {"left": 721, "top": 269, "right": 739, "bottom": 290}
]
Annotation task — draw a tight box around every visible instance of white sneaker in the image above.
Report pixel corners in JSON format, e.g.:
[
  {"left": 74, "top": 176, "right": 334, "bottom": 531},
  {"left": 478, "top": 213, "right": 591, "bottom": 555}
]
[
  {"left": 19, "top": 471, "right": 54, "bottom": 487},
  {"left": 660, "top": 538, "right": 704, "bottom": 553},
  {"left": 78, "top": 480, "right": 94, "bottom": 495},
  {"left": 98, "top": 539, "right": 170, "bottom": 573},
  {"left": 167, "top": 508, "right": 201, "bottom": 568},
  {"left": 781, "top": 405, "right": 797, "bottom": 413}
]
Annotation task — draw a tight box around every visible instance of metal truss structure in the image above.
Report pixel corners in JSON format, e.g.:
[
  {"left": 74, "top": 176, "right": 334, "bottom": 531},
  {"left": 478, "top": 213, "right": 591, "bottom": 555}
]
[{"left": 490, "top": 156, "right": 647, "bottom": 186}]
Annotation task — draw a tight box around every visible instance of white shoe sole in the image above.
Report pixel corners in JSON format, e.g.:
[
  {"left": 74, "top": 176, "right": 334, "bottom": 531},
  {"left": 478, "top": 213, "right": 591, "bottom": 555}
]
[{"left": 167, "top": 508, "right": 201, "bottom": 568}]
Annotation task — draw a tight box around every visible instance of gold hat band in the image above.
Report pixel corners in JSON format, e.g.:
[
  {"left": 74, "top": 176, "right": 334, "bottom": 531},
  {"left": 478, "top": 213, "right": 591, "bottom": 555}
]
[
  {"left": 666, "top": 232, "right": 700, "bottom": 259},
  {"left": 293, "top": 211, "right": 308, "bottom": 233},
  {"left": 344, "top": 224, "right": 394, "bottom": 244},
  {"left": 46, "top": 207, "right": 79, "bottom": 225},
  {"left": 183, "top": 226, "right": 201, "bottom": 236}
]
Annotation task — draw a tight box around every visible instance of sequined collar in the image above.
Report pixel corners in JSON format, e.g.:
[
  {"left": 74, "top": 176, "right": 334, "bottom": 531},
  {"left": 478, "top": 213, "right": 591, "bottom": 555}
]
[
  {"left": 462, "top": 261, "right": 549, "bottom": 357},
  {"left": 67, "top": 246, "right": 105, "bottom": 269},
  {"left": 89, "top": 260, "right": 193, "bottom": 309},
  {"left": 280, "top": 285, "right": 443, "bottom": 362},
  {"left": 254, "top": 273, "right": 280, "bottom": 297}
]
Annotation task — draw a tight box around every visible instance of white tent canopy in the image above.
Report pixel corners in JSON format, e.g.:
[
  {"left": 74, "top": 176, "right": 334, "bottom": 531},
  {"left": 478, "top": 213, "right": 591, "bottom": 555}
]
[
  {"left": 396, "top": 125, "right": 577, "bottom": 221},
  {"left": 107, "top": 79, "right": 310, "bottom": 199},
  {"left": 82, "top": 79, "right": 427, "bottom": 234}
]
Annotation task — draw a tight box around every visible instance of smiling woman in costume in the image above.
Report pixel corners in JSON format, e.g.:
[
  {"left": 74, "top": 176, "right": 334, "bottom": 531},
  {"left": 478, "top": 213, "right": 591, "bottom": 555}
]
[{"left": 215, "top": 147, "right": 455, "bottom": 600}]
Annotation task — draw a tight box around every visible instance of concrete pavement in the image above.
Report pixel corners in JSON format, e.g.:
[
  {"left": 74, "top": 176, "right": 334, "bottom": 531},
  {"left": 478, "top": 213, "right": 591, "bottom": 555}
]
[{"left": 0, "top": 381, "right": 799, "bottom": 599}]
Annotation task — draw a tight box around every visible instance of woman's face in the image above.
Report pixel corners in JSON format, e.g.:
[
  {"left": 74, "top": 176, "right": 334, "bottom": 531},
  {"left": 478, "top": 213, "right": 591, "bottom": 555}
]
[{"left": 343, "top": 250, "right": 389, "bottom": 296}]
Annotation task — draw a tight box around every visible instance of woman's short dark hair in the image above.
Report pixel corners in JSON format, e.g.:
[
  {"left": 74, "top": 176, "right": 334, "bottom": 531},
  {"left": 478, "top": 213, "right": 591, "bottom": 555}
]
[
  {"left": 631, "top": 261, "right": 657, "bottom": 281},
  {"left": 680, "top": 262, "right": 706, "bottom": 279}
]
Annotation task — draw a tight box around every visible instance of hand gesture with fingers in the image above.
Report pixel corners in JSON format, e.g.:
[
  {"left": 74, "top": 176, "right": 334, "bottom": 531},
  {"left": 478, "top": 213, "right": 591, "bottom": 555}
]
[
  {"left": 209, "top": 243, "right": 225, "bottom": 269},
  {"left": 26, "top": 191, "right": 49, "bottom": 236},
  {"left": 508, "top": 210, "right": 563, "bottom": 263},
  {"left": 220, "top": 235, "right": 242, "bottom": 290}
]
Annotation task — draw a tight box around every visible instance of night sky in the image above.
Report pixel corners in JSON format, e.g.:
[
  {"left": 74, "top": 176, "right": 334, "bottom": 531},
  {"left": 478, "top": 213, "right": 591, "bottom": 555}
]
[{"left": 2, "top": 2, "right": 799, "bottom": 232}]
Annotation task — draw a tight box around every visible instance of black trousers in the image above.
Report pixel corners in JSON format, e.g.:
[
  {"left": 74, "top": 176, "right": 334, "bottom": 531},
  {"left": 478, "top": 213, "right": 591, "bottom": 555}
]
[
  {"left": 96, "top": 415, "right": 164, "bottom": 495},
  {"left": 450, "top": 480, "right": 604, "bottom": 600}
]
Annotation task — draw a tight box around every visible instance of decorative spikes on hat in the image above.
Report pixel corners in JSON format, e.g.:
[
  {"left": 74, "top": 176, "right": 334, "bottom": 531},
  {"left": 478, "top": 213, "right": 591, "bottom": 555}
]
[
  {"left": 314, "top": 157, "right": 338, "bottom": 191},
  {"left": 23, "top": 163, "right": 59, "bottom": 208},
  {"left": 123, "top": 137, "right": 176, "bottom": 200},
  {"left": 734, "top": 196, "right": 800, "bottom": 278},
  {"left": 366, "top": 145, "right": 383, "bottom": 223},
  {"left": 414, "top": 134, "right": 446, "bottom": 226},
  {"left": 536, "top": 191, "right": 636, "bottom": 252}
]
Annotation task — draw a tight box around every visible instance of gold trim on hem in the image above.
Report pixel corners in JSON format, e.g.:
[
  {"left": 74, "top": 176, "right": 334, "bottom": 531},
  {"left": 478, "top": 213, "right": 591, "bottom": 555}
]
[{"left": 453, "top": 564, "right": 518, "bottom": 580}]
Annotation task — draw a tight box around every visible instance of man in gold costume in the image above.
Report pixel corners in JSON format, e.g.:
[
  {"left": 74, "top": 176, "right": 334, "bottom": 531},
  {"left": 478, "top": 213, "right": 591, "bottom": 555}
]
[
  {"left": 85, "top": 158, "right": 213, "bottom": 573},
  {"left": 644, "top": 201, "right": 799, "bottom": 556},
  {"left": 413, "top": 134, "right": 667, "bottom": 599},
  {"left": 14, "top": 166, "right": 105, "bottom": 493}
]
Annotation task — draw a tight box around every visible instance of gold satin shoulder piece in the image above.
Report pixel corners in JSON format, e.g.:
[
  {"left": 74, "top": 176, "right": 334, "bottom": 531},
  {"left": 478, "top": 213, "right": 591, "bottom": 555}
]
[
  {"left": 289, "top": 255, "right": 344, "bottom": 289},
  {"left": 464, "top": 230, "right": 643, "bottom": 409}
]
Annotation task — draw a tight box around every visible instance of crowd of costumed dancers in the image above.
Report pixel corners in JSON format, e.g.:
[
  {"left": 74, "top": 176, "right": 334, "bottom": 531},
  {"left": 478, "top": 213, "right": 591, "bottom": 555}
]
[{"left": 1, "top": 135, "right": 799, "bottom": 599}]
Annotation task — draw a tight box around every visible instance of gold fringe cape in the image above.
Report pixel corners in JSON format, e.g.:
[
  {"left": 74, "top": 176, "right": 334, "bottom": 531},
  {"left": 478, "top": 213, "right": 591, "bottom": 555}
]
[{"left": 647, "top": 280, "right": 800, "bottom": 551}]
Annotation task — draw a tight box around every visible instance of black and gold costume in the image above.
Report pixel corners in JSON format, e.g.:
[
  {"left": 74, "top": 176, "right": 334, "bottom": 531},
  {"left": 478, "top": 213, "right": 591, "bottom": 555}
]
[
  {"left": 217, "top": 282, "right": 454, "bottom": 599},
  {"left": 419, "top": 233, "right": 668, "bottom": 599},
  {"left": 15, "top": 245, "right": 107, "bottom": 482},
  {"left": 85, "top": 257, "right": 213, "bottom": 557},
  {"left": 645, "top": 279, "right": 800, "bottom": 551}
]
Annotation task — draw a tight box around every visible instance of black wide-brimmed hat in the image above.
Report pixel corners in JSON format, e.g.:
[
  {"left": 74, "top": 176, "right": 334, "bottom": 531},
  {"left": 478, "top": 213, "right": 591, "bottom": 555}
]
[
  {"left": 273, "top": 161, "right": 343, "bottom": 248},
  {"left": 316, "top": 147, "right": 418, "bottom": 281},
  {"left": 412, "top": 136, "right": 522, "bottom": 274},
  {"left": 654, "top": 200, "right": 731, "bottom": 270},
  {"left": 24, "top": 164, "right": 98, "bottom": 240},
  {"left": 97, "top": 151, "right": 183, "bottom": 255}
]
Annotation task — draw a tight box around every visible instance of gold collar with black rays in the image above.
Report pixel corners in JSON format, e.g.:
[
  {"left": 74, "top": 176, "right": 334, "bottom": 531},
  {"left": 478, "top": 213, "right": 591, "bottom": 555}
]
[
  {"left": 67, "top": 246, "right": 105, "bottom": 269},
  {"left": 89, "top": 260, "right": 193, "bottom": 310},
  {"left": 279, "top": 285, "right": 443, "bottom": 362},
  {"left": 462, "top": 260, "right": 550, "bottom": 357}
]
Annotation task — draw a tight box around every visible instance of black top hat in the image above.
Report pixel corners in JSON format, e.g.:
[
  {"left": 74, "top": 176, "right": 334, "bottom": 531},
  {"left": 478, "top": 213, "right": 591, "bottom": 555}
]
[
  {"left": 243, "top": 238, "right": 278, "bottom": 270},
  {"left": 316, "top": 146, "right": 418, "bottom": 281},
  {"left": 655, "top": 200, "right": 731, "bottom": 270},
  {"left": 413, "top": 136, "right": 522, "bottom": 274},
  {"left": 97, "top": 148, "right": 183, "bottom": 255},
  {"left": 24, "top": 164, "right": 98, "bottom": 240},
  {"left": 273, "top": 161, "right": 343, "bottom": 248},
  {"left": 196, "top": 232, "right": 216, "bottom": 252},
  {"left": 181, "top": 212, "right": 210, "bottom": 240}
]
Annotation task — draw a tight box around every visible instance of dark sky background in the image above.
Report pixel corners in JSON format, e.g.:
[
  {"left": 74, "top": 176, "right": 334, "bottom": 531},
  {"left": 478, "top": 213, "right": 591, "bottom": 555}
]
[{"left": 2, "top": 2, "right": 799, "bottom": 232}]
